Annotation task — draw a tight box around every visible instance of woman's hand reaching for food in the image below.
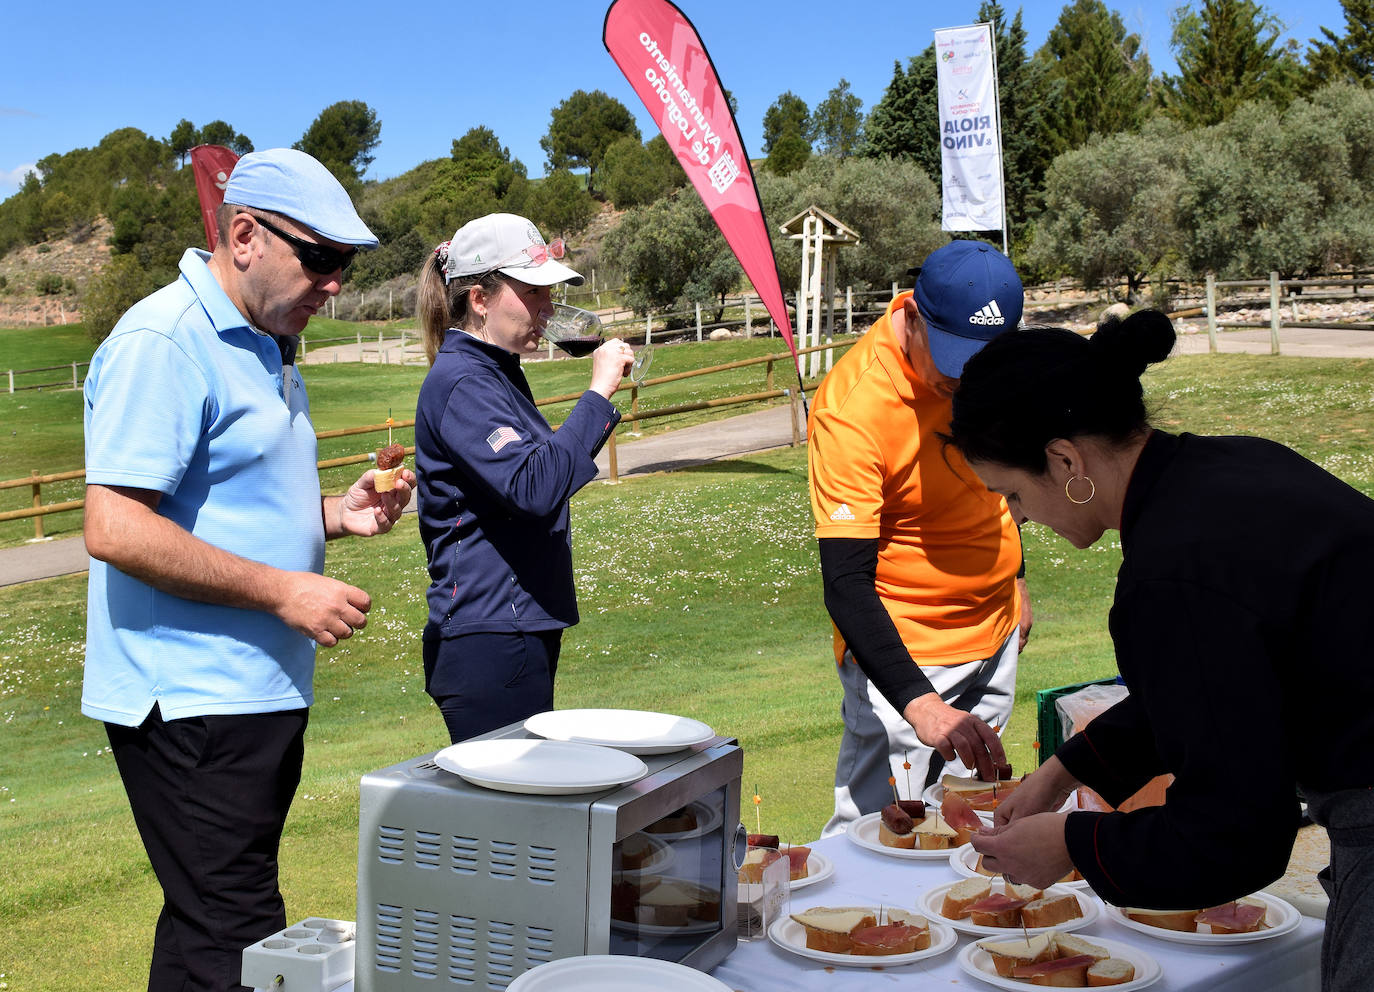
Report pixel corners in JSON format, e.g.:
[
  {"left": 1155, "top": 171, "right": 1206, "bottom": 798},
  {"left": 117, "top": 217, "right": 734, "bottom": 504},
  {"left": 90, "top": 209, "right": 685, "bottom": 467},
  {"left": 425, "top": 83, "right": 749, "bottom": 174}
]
[{"left": 994, "top": 755, "right": 1078, "bottom": 827}]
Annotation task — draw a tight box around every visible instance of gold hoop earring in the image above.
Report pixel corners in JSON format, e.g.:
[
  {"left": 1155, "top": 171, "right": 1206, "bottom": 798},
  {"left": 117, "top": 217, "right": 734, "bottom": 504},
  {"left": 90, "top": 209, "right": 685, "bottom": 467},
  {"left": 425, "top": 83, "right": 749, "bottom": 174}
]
[{"left": 1065, "top": 475, "right": 1095, "bottom": 505}]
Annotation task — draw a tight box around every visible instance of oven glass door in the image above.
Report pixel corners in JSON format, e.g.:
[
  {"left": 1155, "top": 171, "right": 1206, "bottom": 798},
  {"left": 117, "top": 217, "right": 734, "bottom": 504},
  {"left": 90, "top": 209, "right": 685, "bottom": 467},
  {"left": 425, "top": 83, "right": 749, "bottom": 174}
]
[{"left": 608, "top": 784, "right": 727, "bottom": 960}]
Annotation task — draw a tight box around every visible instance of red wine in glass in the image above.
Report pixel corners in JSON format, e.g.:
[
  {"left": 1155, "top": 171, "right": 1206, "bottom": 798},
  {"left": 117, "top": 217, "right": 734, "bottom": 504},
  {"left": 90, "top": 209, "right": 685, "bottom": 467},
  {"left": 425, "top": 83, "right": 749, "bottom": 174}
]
[
  {"left": 554, "top": 337, "right": 602, "bottom": 357},
  {"left": 543, "top": 303, "right": 604, "bottom": 357}
]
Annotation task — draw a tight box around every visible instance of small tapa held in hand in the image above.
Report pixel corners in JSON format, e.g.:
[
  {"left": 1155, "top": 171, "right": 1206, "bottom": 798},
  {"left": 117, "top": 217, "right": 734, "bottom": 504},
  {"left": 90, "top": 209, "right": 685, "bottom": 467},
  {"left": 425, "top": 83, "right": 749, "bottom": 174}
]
[{"left": 374, "top": 409, "right": 406, "bottom": 492}]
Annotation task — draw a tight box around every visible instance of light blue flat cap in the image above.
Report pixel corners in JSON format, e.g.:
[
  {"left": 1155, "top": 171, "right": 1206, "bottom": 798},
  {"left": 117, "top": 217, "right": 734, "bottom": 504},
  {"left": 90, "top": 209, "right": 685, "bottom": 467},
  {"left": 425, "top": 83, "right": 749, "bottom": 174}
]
[{"left": 223, "top": 148, "right": 378, "bottom": 247}]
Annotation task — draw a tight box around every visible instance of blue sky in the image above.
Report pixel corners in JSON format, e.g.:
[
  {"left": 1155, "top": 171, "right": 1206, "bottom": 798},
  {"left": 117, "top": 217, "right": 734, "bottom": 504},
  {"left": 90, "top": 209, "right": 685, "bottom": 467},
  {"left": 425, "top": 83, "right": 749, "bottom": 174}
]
[{"left": 0, "top": 0, "right": 1352, "bottom": 198}]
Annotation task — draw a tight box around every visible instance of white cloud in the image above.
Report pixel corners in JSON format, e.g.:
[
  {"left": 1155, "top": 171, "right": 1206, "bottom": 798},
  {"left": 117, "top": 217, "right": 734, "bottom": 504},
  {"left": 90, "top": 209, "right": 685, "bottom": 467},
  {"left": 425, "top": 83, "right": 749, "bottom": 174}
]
[{"left": 0, "top": 163, "right": 38, "bottom": 197}]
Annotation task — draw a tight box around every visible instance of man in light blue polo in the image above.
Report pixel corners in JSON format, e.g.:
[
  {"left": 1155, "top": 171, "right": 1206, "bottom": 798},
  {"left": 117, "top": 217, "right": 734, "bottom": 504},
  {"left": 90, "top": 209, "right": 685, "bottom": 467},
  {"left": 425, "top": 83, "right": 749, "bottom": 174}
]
[{"left": 82, "top": 148, "right": 414, "bottom": 992}]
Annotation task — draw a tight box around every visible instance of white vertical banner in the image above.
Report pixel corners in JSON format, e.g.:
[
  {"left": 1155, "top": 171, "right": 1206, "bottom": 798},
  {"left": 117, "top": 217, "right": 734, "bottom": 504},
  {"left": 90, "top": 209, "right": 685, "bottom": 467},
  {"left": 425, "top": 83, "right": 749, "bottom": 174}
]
[{"left": 934, "top": 22, "right": 1005, "bottom": 234}]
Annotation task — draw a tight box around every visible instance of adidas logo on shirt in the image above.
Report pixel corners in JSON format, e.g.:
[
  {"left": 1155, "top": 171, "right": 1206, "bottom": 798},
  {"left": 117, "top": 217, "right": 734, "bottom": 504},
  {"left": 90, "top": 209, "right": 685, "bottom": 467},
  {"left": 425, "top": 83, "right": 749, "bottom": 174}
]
[
  {"left": 830, "top": 503, "right": 856, "bottom": 521},
  {"left": 969, "top": 300, "right": 1005, "bottom": 326}
]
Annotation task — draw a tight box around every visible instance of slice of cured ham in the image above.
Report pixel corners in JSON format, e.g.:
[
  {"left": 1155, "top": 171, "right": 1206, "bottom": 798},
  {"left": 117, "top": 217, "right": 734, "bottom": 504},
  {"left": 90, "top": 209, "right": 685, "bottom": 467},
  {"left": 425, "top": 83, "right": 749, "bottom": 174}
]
[
  {"left": 1196, "top": 901, "right": 1267, "bottom": 933},
  {"left": 941, "top": 790, "right": 984, "bottom": 832}
]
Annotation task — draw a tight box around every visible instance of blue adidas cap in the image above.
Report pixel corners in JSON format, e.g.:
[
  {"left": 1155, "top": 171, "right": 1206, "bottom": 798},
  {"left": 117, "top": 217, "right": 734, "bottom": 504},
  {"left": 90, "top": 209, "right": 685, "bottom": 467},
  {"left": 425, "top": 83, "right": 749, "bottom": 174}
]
[
  {"left": 223, "top": 148, "right": 377, "bottom": 248},
  {"left": 914, "top": 240, "right": 1023, "bottom": 378}
]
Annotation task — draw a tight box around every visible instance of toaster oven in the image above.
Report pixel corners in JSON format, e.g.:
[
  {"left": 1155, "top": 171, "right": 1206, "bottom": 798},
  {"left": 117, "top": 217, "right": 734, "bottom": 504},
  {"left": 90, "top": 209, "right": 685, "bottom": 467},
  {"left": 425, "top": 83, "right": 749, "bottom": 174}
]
[{"left": 355, "top": 721, "right": 743, "bottom": 990}]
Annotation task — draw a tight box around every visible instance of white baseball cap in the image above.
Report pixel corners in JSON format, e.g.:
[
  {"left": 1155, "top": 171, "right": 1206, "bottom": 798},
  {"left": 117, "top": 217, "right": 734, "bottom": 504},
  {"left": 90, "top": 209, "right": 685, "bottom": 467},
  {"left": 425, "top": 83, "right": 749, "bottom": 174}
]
[{"left": 440, "top": 213, "right": 584, "bottom": 286}]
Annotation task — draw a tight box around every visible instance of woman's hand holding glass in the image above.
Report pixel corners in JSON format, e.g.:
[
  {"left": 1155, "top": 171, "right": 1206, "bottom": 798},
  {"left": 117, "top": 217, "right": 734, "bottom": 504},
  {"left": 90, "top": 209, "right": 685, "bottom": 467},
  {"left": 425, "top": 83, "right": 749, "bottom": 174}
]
[{"left": 589, "top": 338, "right": 635, "bottom": 398}]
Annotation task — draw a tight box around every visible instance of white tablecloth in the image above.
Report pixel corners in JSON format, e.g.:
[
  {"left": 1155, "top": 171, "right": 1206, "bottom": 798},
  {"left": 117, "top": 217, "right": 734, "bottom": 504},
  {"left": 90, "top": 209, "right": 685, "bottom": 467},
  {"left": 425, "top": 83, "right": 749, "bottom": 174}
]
[
  {"left": 710, "top": 832, "right": 1322, "bottom": 992},
  {"left": 304, "top": 830, "right": 1322, "bottom": 992}
]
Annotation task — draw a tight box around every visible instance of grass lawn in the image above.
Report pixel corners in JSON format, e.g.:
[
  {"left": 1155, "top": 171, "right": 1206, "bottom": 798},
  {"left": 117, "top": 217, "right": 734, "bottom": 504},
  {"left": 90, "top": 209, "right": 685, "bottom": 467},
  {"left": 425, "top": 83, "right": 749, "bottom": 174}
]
[
  {"left": 0, "top": 323, "right": 1371, "bottom": 989},
  {"left": 0, "top": 323, "right": 826, "bottom": 547}
]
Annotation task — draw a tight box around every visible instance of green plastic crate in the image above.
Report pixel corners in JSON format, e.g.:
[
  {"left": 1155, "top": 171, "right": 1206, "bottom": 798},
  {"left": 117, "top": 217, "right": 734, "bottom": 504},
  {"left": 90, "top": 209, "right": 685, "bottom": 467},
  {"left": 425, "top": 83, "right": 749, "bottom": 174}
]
[{"left": 1034, "top": 678, "right": 1118, "bottom": 765}]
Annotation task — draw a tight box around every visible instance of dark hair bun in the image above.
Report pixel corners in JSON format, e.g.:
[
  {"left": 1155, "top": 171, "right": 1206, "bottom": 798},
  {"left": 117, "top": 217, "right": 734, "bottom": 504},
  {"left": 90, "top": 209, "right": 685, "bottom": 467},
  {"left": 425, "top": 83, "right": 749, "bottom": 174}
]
[{"left": 1090, "top": 308, "right": 1175, "bottom": 377}]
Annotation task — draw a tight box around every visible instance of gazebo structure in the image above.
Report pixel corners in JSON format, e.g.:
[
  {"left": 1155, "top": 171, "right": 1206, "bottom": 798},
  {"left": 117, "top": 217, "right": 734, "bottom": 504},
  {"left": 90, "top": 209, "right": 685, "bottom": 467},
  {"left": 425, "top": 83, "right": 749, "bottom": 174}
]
[{"left": 779, "top": 205, "right": 860, "bottom": 378}]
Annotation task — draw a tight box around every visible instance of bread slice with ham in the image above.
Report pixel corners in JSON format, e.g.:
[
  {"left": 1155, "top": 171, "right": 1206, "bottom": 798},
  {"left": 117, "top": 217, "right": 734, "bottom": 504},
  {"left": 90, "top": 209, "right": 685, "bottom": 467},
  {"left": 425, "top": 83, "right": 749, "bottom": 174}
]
[
  {"left": 848, "top": 922, "right": 929, "bottom": 955},
  {"left": 790, "top": 906, "right": 877, "bottom": 953},
  {"left": 1196, "top": 898, "right": 1268, "bottom": 934},
  {"left": 1124, "top": 906, "right": 1199, "bottom": 932},
  {"left": 1012, "top": 953, "right": 1096, "bottom": 986}
]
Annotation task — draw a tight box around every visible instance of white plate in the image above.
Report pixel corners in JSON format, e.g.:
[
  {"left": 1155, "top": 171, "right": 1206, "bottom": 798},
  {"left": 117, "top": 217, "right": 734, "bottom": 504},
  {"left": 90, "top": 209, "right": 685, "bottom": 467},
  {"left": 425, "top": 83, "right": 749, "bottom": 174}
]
[
  {"left": 433, "top": 739, "right": 646, "bottom": 795},
  {"left": 845, "top": 811, "right": 970, "bottom": 860},
  {"left": 1103, "top": 892, "right": 1302, "bottom": 945},
  {"left": 949, "top": 844, "right": 1090, "bottom": 890},
  {"left": 738, "top": 850, "right": 835, "bottom": 901},
  {"left": 956, "top": 933, "right": 1162, "bottom": 991},
  {"left": 507, "top": 954, "right": 732, "bottom": 991},
  {"left": 524, "top": 709, "right": 715, "bottom": 754},
  {"left": 641, "top": 800, "right": 724, "bottom": 841},
  {"left": 920, "top": 880, "right": 1100, "bottom": 937},
  {"left": 767, "top": 913, "right": 958, "bottom": 968}
]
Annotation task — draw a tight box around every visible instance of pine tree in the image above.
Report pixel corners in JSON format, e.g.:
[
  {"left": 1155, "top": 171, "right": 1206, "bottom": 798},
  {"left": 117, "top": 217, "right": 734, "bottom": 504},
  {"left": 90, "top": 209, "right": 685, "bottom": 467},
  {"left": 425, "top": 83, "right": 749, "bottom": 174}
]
[
  {"left": 1159, "top": 0, "right": 1304, "bottom": 125},
  {"left": 1033, "top": 0, "right": 1153, "bottom": 155},
  {"left": 1306, "top": 0, "right": 1374, "bottom": 87}
]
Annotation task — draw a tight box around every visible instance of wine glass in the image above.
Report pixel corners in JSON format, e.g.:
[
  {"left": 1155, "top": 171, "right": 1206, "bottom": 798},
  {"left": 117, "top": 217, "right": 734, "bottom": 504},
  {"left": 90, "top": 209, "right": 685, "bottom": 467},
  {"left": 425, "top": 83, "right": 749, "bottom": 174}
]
[
  {"left": 542, "top": 303, "right": 604, "bottom": 357},
  {"left": 630, "top": 345, "right": 654, "bottom": 385}
]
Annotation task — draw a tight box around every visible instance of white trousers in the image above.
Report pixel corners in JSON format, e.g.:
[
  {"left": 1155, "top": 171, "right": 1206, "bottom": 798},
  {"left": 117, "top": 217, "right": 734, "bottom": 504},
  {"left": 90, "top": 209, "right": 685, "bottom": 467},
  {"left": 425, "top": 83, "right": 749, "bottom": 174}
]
[{"left": 821, "top": 632, "right": 1018, "bottom": 838}]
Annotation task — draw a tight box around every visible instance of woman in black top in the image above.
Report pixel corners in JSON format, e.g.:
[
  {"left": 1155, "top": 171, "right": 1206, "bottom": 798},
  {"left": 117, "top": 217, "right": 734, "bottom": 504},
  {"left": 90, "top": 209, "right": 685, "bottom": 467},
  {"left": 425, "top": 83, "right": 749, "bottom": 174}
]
[{"left": 945, "top": 309, "right": 1374, "bottom": 992}]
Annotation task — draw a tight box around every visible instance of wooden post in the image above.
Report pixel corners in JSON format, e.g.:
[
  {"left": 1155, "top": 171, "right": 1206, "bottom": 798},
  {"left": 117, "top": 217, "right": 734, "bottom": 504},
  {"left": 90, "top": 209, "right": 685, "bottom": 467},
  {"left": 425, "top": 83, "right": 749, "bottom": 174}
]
[
  {"left": 71, "top": 363, "right": 78, "bottom": 390},
  {"left": 646, "top": 313, "right": 653, "bottom": 346},
  {"left": 1205, "top": 274, "right": 1218, "bottom": 354},
  {"left": 695, "top": 303, "right": 702, "bottom": 342},
  {"left": 788, "top": 388, "right": 801, "bottom": 447},
  {"left": 846, "top": 286, "right": 853, "bottom": 334},
  {"left": 8, "top": 369, "right": 14, "bottom": 393},
  {"left": 745, "top": 295, "right": 753, "bottom": 337},
  {"left": 607, "top": 431, "right": 619, "bottom": 483},
  {"left": 1269, "top": 272, "right": 1281, "bottom": 355},
  {"left": 766, "top": 358, "right": 775, "bottom": 391},
  {"left": 31, "top": 471, "right": 44, "bottom": 540},
  {"left": 631, "top": 385, "right": 640, "bottom": 419}
]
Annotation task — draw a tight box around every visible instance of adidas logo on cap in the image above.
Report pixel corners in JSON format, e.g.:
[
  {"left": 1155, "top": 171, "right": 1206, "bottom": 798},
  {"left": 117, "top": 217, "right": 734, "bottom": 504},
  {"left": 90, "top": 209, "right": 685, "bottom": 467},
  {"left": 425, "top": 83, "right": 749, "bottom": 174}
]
[
  {"left": 968, "top": 300, "right": 1005, "bottom": 326},
  {"left": 829, "top": 503, "right": 856, "bottom": 521}
]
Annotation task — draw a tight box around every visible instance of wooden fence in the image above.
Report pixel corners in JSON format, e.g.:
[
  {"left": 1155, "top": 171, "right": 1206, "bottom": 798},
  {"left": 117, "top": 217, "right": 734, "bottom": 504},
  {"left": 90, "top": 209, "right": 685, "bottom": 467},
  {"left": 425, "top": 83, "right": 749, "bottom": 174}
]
[
  {"left": 0, "top": 340, "right": 852, "bottom": 539},
  {"left": 1202, "top": 273, "right": 1374, "bottom": 354}
]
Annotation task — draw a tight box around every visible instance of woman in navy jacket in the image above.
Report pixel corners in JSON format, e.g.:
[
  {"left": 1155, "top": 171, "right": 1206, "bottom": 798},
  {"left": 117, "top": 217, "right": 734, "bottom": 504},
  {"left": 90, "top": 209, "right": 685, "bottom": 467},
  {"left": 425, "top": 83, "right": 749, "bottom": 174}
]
[{"left": 414, "top": 213, "right": 633, "bottom": 742}]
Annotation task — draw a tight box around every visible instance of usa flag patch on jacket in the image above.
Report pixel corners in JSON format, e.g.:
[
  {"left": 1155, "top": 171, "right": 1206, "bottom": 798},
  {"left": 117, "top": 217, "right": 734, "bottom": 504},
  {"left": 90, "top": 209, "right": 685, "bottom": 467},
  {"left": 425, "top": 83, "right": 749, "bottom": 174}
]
[{"left": 486, "top": 426, "right": 521, "bottom": 452}]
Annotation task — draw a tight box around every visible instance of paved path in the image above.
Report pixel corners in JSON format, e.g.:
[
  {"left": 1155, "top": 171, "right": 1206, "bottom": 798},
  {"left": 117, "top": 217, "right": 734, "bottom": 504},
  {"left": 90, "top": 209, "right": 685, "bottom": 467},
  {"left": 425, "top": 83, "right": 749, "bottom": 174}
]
[{"left": 0, "top": 405, "right": 806, "bottom": 588}]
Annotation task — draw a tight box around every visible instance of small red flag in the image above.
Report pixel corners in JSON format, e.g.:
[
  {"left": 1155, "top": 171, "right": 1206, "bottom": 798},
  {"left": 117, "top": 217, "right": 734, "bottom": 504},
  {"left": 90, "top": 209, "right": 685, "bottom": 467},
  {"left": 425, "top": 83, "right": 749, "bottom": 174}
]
[{"left": 189, "top": 145, "right": 240, "bottom": 251}]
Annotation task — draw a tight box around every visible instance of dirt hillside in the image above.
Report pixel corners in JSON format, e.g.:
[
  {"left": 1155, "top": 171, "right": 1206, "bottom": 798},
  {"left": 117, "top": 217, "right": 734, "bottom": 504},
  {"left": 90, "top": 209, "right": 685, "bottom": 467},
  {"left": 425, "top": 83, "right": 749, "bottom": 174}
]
[{"left": 0, "top": 219, "right": 111, "bottom": 327}]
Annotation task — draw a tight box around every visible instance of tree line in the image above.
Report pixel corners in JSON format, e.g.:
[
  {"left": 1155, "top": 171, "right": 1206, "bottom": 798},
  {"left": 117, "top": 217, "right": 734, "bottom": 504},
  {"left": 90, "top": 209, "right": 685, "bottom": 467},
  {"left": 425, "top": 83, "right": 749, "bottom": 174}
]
[{"left": 1, "top": 0, "right": 1370, "bottom": 339}]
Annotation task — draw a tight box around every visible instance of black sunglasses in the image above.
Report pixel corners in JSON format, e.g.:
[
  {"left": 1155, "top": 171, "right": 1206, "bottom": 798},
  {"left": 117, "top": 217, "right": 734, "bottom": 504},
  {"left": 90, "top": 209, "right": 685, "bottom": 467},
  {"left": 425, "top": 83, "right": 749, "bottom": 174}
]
[{"left": 251, "top": 214, "right": 357, "bottom": 276}]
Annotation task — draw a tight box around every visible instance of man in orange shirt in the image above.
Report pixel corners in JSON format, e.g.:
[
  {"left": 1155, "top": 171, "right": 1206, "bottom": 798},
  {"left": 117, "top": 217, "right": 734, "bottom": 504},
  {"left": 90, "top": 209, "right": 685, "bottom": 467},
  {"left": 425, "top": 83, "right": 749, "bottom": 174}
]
[{"left": 808, "top": 240, "right": 1032, "bottom": 834}]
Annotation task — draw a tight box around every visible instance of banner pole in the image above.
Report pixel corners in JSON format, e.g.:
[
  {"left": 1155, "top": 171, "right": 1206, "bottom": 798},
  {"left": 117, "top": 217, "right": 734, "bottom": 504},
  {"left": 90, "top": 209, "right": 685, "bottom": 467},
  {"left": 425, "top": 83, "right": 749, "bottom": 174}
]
[{"left": 987, "top": 17, "right": 1010, "bottom": 258}]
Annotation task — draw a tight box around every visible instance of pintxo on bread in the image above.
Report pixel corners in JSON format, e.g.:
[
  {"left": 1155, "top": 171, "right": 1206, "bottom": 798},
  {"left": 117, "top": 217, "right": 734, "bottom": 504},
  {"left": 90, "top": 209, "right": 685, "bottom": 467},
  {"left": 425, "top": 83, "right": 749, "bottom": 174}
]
[
  {"left": 978, "top": 930, "right": 1136, "bottom": 987},
  {"left": 940, "top": 878, "right": 1084, "bottom": 930},
  {"left": 941, "top": 766, "right": 1020, "bottom": 811},
  {"left": 790, "top": 905, "right": 931, "bottom": 956},
  {"left": 1124, "top": 896, "right": 1270, "bottom": 935}
]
